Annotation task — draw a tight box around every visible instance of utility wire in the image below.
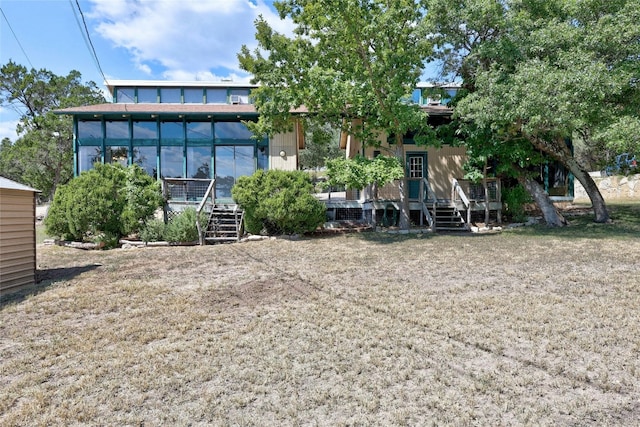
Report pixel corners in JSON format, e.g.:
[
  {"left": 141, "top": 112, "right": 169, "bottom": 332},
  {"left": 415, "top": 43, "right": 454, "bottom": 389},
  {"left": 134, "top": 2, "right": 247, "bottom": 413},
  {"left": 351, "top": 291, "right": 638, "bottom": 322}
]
[
  {"left": 69, "top": 0, "right": 108, "bottom": 86},
  {"left": 0, "top": 7, "right": 35, "bottom": 69}
]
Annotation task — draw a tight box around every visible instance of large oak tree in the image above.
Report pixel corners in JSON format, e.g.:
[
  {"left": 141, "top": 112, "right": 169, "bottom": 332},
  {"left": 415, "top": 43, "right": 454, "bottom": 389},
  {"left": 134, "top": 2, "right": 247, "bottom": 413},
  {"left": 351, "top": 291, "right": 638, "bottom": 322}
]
[
  {"left": 238, "top": 0, "right": 434, "bottom": 229},
  {"left": 426, "top": 0, "right": 640, "bottom": 224},
  {"left": 0, "top": 61, "right": 105, "bottom": 199}
]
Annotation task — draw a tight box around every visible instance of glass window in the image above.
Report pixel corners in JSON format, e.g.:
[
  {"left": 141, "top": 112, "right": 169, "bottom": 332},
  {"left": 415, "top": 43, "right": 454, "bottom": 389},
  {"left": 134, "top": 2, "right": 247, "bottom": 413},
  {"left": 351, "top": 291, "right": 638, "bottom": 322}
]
[
  {"left": 160, "top": 121, "right": 184, "bottom": 140},
  {"left": 206, "top": 88, "right": 227, "bottom": 104},
  {"left": 133, "top": 146, "right": 157, "bottom": 178},
  {"left": 160, "top": 88, "right": 181, "bottom": 103},
  {"left": 106, "top": 120, "right": 129, "bottom": 139},
  {"left": 215, "top": 122, "right": 254, "bottom": 140},
  {"left": 78, "top": 146, "right": 102, "bottom": 173},
  {"left": 106, "top": 146, "right": 129, "bottom": 167},
  {"left": 116, "top": 87, "right": 135, "bottom": 103},
  {"left": 137, "top": 88, "right": 158, "bottom": 103},
  {"left": 187, "top": 146, "right": 211, "bottom": 179},
  {"left": 133, "top": 121, "right": 158, "bottom": 139},
  {"left": 411, "top": 89, "right": 421, "bottom": 104},
  {"left": 215, "top": 145, "right": 255, "bottom": 198},
  {"left": 184, "top": 88, "right": 204, "bottom": 104},
  {"left": 257, "top": 145, "right": 268, "bottom": 171},
  {"left": 160, "top": 146, "right": 183, "bottom": 178},
  {"left": 78, "top": 120, "right": 102, "bottom": 139},
  {"left": 187, "top": 121, "right": 212, "bottom": 139},
  {"left": 229, "top": 88, "right": 250, "bottom": 104}
]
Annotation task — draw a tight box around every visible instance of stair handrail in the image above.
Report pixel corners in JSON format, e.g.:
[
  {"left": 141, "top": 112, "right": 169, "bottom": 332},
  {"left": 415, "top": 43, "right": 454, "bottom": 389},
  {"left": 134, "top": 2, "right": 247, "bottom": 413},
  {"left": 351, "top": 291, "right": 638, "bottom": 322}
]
[
  {"left": 420, "top": 177, "right": 436, "bottom": 228},
  {"left": 451, "top": 178, "right": 471, "bottom": 226},
  {"left": 196, "top": 179, "right": 216, "bottom": 245}
]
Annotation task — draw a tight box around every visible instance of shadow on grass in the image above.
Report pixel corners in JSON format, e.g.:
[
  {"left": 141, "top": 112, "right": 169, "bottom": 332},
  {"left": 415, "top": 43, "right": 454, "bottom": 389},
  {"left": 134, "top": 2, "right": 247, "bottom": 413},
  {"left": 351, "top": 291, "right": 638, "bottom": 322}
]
[
  {"left": 506, "top": 203, "right": 640, "bottom": 239},
  {"left": 329, "top": 203, "right": 640, "bottom": 243},
  {"left": 0, "top": 264, "right": 101, "bottom": 307}
]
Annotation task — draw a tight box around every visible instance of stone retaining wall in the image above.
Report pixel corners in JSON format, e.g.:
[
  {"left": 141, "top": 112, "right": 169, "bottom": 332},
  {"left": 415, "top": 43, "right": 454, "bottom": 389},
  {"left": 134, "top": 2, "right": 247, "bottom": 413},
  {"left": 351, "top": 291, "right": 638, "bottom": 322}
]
[{"left": 574, "top": 173, "right": 640, "bottom": 202}]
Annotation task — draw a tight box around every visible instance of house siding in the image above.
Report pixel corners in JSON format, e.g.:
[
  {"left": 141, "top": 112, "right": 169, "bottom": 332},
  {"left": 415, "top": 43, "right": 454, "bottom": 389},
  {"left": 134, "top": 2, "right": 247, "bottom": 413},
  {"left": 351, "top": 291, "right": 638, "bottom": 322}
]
[
  {"left": 270, "top": 130, "right": 298, "bottom": 171},
  {"left": 365, "top": 144, "right": 468, "bottom": 200},
  {"left": 0, "top": 188, "right": 37, "bottom": 294}
]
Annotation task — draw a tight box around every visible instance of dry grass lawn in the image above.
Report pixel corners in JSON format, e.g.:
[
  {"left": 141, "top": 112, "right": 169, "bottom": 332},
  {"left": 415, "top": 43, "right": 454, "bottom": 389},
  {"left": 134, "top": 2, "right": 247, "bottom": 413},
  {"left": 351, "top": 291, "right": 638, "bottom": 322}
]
[{"left": 2, "top": 208, "right": 640, "bottom": 425}]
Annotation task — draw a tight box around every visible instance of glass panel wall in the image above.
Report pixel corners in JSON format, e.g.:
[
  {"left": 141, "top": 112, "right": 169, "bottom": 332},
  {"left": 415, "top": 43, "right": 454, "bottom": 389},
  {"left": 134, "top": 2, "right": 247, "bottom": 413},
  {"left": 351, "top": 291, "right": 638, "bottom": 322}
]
[
  {"left": 132, "top": 120, "right": 158, "bottom": 177},
  {"left": 215, "top": 121, "right": 254, "bottom": 140},
  {"left": 215, "top": 145, "right": 255, "bottom": 198},
  {"left": 106, "top": 146, "right": 129, "bottom": 167},
  {"left": 184, "top": 88, "right": 204, "bottom": 104},
  {"left": 133, "top": 146, "right": 157, "bottom": 177},
  {"left": 106, "top": 120, "right": 129, "bottom": 139},
  {"left": 115, "top": 87, "right": 135, "bottom": 103},
  {"left": 160, "top": 146, "right": 183, "bottom": 178},
  {"left": 206, "top": 88, "right": 227, "bottom": 104},
  {"left": 160, "top": 88, "right": 181, "bottom": 103},
  {"left": 78, "top": 120, "right": 102, "bottom": 139},
  {"left": 78, "top": 146, "right": 102, "bottom": 173},
  {"left": 137, "top": 88, "right": 158, "bottom": 103}
]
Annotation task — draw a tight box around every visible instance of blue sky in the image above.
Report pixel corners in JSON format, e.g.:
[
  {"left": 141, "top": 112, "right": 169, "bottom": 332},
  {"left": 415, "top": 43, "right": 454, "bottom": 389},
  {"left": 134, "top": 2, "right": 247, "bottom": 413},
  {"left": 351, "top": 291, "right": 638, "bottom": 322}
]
[
  {"left": 1, "top": 0, "right": 442, "bottom": 142},
  {"left": 0, "top": 0, "right": 291, "bottom": 140}
]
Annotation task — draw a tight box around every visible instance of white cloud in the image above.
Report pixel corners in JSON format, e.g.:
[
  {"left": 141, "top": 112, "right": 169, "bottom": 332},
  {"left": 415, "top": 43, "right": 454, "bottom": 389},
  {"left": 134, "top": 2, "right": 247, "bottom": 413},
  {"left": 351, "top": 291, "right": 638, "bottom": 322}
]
[
  {"left": 88, "top": 0, "right": 294, "bottom": 80},
  {"left": 0, "top": 107, "right": 20, "bottom": 141}
]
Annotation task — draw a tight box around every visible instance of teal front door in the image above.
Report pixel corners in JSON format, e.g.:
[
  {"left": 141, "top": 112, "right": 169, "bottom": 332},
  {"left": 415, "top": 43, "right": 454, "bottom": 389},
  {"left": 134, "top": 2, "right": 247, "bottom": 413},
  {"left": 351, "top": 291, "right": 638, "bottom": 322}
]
[{"left": 406, "top": 152, "right": 427, "bottom": 200}]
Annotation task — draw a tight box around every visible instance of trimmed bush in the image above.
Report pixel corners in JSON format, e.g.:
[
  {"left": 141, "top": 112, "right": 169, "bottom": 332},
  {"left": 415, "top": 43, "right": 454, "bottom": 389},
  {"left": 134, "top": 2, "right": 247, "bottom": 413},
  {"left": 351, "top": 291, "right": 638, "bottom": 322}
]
[
  {"left": 45, "top": 163, "right": 162, "bottom": 243},
  {"left": 232, "top": 169, "right": 326, "bottom": 235},
  {"left": 164, "top": 208, "right": 203, "bottom": 243}
]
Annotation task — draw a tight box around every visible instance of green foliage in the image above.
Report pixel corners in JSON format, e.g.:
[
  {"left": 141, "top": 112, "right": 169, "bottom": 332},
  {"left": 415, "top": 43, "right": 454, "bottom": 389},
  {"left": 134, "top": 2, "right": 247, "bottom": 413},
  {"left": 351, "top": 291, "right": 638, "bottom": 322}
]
[
  {"left": 502, "top": 183, "right": 532, "bottom": 223},
  {"left": 238, "top": 0, "right": 432, "bottom": 144},
  {"left": 44, "top": 163, "right": 162, "bottom": 242},
  {"left": 0, "top": 61, "right": 106, "bottom": 199},
  {"left": 298, "top": 122, "right": 342, "bottom": 170},
  {"left": 139, "top": 219, "right": 167, "bottom": 243},
  {"left": 325, "top": 155, "right": 404, "bottom": 190},
  {"left": 164, "top": 208, "right": 205, "bottom": 243},
  {"left": 232, "top": 170, "right": 326, "bottom": 235}
]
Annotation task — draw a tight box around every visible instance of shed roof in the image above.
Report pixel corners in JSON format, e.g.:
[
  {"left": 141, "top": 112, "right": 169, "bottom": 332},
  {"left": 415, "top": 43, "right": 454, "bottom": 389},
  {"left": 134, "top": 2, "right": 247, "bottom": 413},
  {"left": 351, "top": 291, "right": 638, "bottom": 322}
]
[{"left": 0, "top": 177, "right": 40, "bottom": 193}]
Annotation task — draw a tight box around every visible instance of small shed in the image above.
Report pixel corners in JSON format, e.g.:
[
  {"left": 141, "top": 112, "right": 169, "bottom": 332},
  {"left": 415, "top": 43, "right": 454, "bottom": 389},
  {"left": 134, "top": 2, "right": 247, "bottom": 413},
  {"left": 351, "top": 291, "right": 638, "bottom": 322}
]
[{"left": 0, "top": 177, "right": 41, "bottom": 294}]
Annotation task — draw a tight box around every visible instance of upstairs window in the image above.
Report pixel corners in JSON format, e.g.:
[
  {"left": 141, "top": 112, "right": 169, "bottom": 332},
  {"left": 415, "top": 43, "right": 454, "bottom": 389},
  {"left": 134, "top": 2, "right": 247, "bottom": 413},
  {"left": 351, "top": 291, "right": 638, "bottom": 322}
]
[
  {"left": 184, "top": 88, "right": 204, "bottom": 104},
  {"left": 229, "top": 88, "right": 250, "bottom": 104},
  {"left": 115, "top": 87, "right": 135, "bottom": 103},
  {"left": 137, "top": 88, "right": 158, "bottom": 103},
  {"left": 160, "top": 88, "right": 181, "bottom": 103},
  {"left": 206, "top": 88, "right": 227, "bottom": 104}
]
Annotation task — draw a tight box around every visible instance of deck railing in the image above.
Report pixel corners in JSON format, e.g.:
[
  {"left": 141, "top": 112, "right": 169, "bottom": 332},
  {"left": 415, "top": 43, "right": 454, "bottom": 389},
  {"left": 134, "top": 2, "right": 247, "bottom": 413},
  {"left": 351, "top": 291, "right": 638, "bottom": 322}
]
[
  {"left": 196, "top": 179, "right": 216, "bottom": 245},
  {"left": 451, "top": 178, "right": 472, "bottom": 225},
  {"left": 162, "top": 178, "right": 213, "bottom": 202},
  {"left": 419, "top": 177, "right": 436, "bottom": 228}
]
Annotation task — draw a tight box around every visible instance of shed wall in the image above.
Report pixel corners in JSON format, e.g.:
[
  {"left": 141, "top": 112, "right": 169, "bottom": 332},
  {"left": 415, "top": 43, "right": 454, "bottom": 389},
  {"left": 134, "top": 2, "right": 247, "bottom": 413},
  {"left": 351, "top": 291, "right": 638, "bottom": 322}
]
[{"left": 0, "top": 188, "right": 37, "bottom": 294}]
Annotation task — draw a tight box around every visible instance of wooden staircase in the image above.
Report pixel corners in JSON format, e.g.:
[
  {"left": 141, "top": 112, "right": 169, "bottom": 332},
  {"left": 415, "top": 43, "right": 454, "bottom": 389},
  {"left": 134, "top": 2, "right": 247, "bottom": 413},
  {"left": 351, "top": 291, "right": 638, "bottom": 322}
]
[
  {"left": 434, "top": 202, "right": 469, "bottom": 231},
  {"left": 203, "top": 205, "right": 244, "bottom": 243}
]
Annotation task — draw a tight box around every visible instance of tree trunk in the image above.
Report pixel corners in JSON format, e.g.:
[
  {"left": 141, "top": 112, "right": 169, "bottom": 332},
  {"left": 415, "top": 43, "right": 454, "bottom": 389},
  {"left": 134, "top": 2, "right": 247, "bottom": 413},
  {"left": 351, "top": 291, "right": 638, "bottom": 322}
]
[
  {"left": 530, "top": 135, "right": 610, "bottom": 223},
  {"left": 564, "top": 157, "right": 610, "bottom": 223},
  {"left": 517, "top": 173, "right": 568, "bottom": 227},
  {"left": 394, "top": 140, "right": 410, "bottom": 230}
]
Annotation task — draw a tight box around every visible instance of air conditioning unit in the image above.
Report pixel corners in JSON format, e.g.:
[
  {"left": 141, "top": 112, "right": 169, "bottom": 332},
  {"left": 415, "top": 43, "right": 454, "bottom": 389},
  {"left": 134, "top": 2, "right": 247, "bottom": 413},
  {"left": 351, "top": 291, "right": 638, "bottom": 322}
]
[
  {"left": 230, "top": 95, "right": 241, "bottom": 104},
  {"left": 427, "top": 95, "right": 442, "bottom": 105}
]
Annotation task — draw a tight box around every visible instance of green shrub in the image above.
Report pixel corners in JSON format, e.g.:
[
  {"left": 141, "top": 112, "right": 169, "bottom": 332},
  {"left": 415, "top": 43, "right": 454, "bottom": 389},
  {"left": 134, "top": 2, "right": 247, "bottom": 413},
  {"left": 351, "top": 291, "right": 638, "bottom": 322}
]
[
  {"left": 502, "top": 183, "right": 531, "bottom": 222},
  {"left": 139, "top": 218, "right": 167, "bottom": 243},
  {"left": 232, "top": 169, "right": 326, "bottom": 235},
  {"left": 164, "top": 208, "right": 203, "bottom": 243},
  {"left": 44, "top": 163, "right": 162, "bottom": 242}
]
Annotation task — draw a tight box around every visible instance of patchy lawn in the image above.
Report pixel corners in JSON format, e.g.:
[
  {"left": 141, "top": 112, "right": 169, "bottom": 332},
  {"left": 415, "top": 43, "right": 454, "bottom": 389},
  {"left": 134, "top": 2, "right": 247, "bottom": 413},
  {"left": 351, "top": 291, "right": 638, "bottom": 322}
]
[{"left": 2, "top": 211, "right": 640, "bottom": 425}]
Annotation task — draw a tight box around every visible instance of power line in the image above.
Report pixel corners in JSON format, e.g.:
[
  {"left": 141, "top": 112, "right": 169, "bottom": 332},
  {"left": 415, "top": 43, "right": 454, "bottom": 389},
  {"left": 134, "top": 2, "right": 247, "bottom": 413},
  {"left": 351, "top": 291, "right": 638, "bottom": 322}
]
[
  {"left": 69, "top": 0, "right": 108, "bottom": 85},
  {"left": 0, "top": 7, "right": 35, "bottom": 69}
]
